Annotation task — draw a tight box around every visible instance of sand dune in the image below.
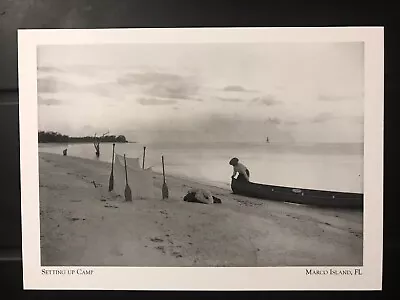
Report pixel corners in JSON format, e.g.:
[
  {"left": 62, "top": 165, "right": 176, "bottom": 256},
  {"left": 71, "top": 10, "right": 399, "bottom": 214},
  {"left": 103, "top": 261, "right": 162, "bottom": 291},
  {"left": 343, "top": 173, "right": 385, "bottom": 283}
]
[{"left": 39, "top": 152, "right": 363, "bottom": 267}]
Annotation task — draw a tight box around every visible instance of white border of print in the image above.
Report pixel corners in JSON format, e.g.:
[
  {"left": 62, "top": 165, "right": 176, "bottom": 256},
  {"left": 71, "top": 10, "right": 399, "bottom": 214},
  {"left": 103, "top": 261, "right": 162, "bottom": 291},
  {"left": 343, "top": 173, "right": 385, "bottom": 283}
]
[{"left": 18, "top": 27, "right": 384, "bottom": 290}]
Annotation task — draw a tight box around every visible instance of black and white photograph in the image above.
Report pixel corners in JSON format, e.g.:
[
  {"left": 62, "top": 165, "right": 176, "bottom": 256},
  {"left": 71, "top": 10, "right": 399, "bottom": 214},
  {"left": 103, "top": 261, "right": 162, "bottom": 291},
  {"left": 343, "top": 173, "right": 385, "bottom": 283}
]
[{"left": 18, "top": 27, "right": 384, "bottom": 290}]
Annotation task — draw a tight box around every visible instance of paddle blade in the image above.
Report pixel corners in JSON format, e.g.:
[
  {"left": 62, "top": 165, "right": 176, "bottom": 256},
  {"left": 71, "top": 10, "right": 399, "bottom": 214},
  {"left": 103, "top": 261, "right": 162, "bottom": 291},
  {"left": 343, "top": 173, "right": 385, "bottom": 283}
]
[
  {"left": 162, "top": 182, "right": 169, "bottom": 199},
  {"left": 108, "top": 173, "right": 114, "bottom": 192},
  {"left": 125, "top": 184, "right": 132, "bottom": 202}
]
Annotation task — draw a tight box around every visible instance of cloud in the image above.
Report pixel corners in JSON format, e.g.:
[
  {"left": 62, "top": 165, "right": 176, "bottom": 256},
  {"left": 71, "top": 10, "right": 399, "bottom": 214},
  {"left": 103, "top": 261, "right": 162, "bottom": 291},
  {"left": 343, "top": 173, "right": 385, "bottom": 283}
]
[
  {"left": 118, "top": 72, "right": 182, "bottom": 86},
  {"left": 37, "top": 66, "right": 64, "bottom": 73},
  {"left": 274, "top": 85, "right": 286, "bottom": 91},
  {"left": 310, "top": 112, "right": 335, "bottom": 123},
  {"left": 84, "top": 82, "right": 121, "bottom": 98},
  {"left": 37, "top": 76, "right": 74, "bottom": 93},
  {"left": 217, "top": 97, "right": 244, "bottom": 103},
  {"left": 265, "top": 117, "right": 282, "bottom": 125},
  {"left": 146, "top": 83, "right": 199, "bottom": 100},
  {"left": 283, "top": 120, "right": 299, "bottom": 126},
  {"left": 250, "top": 95, "right": 281, "bottom": 106},
  {"left": 130, "top": 113, "right": 294, "bottom": 143},
  {"left": 118, "top": 71, "right": 200, "bottom": 100},
  {"left": 37, "top": 75, "right": 119, "bottom": 98},
  {"left": 318, "top": 93, "right": 363, "bottom": 102},
  {"left": 351, "top": 115, "right": 364, "bottom": 124},
  {"left": 137, "top": 97, "right": 177, "bottom": 106},
  {"left": 223, "top": 85, "right": 255, "bottom": 93},
  {"left": 38, "top": 97, "right": 63, "bottom": 106},
  {"left": 318, "top": 94, "right": 348, "bottom": 102}
]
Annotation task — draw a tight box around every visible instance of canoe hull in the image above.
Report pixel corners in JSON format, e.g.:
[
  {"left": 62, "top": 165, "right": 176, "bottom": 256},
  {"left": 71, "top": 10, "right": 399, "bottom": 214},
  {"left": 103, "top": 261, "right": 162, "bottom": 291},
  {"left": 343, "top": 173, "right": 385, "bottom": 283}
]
[{"left": 231, "top": 179, "right": 363, "bottom": 210}]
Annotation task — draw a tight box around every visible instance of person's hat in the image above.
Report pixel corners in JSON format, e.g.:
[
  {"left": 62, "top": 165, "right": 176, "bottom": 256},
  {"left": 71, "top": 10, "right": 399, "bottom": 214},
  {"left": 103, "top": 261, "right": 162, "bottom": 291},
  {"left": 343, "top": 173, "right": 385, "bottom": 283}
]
[{"left": 229, "top": 157, "right": 239, "bottom": 165}]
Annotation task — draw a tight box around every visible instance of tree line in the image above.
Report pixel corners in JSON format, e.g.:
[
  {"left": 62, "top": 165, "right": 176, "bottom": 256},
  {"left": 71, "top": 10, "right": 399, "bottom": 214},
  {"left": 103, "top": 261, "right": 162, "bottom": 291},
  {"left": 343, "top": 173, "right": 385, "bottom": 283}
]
[{"left": 38, "top": 131, "right": 128, "bottom": 143}]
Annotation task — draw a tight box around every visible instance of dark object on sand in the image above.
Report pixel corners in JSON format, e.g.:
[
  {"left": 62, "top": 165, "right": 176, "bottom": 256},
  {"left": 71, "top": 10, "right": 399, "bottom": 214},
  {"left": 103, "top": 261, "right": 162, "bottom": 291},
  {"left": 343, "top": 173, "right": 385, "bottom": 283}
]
[
  {"left": 162, "top": 156, "right": 169, "bottom": 199},
  {"left": 124, "top": 154, "right": 132, "bottom": 202},
  {"left": 108, "top": 143, "right": 115, "bottom": 192},
  {"left": 62, "top": 149, "right": 67, "bottom": 156},
  {"left": 231, "top": 178, "right": 363, "bottom": 210},
  {"left": 183, "top": 192, "right": 222, "bottom": 204},
  {"left": 213, "top": 196, "right": 222, "bottom": 204}
]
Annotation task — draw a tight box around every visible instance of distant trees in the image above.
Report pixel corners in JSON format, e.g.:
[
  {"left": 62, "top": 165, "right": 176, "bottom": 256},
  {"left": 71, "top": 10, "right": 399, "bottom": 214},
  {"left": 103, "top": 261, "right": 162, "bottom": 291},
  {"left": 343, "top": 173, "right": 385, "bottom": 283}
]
[
  {"left": 38, "top": 131, "right": 69, "bottom": 143},
  {"left": 116, "top": 135, "right": 127, "bottom": 143},
  {"left": 38, "top": 131, "right": 128, "bottom": 144}
]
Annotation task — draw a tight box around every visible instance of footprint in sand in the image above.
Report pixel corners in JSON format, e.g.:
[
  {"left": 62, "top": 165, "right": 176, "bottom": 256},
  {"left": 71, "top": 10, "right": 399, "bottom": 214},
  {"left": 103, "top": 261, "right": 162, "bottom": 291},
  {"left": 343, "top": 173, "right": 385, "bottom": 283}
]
[
  {"left": 104, "top": 204, "right": 118, "bottom": 208},
  {"left": 68, "top": 217, "right": 85, "bottom": 221},
  {"left": 110, "top": 247, "right": 123, "bottom": 256},
  {"left": 155, "top": 246, "right": 166, "bottom": 254},
  {"left": 150, "top": 237, "right": 164, "bottom": 243},
  {"left": 349, "top": 230, "right": 362, "bottom": 238},
  {"left": 172, "top": 251, "right": 182, "bottom": 258}
]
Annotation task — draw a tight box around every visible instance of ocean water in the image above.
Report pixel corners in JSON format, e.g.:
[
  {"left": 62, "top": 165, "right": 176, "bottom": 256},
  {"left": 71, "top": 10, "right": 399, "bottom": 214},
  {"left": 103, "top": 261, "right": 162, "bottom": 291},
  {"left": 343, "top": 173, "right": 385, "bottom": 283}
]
[{"left": 38, "top": 142, "right": 364, "bottom": 193}]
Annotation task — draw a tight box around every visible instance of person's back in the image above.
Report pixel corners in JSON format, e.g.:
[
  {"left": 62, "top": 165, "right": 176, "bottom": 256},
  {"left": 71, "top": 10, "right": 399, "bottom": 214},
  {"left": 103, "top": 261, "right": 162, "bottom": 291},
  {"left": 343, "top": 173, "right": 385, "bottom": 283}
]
[{"left": 229, "top": 157, "right": 250, "bottom": 182}]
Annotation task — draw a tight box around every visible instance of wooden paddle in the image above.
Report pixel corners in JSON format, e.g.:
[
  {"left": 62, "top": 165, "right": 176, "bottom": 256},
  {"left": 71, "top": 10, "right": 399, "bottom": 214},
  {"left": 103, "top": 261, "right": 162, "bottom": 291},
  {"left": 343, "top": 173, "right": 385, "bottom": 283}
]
[
  {"left": 124, "top": 154, "right": 132, "bottom": 202},
  {"left": 108, "top": 143, "right": 115, "bottom": 192},
  {"left": 161, "top": 155, "right": 169, "bottom": 199},
  {"left": 142, "top": 146, "right": 146, "bottom": 169}
]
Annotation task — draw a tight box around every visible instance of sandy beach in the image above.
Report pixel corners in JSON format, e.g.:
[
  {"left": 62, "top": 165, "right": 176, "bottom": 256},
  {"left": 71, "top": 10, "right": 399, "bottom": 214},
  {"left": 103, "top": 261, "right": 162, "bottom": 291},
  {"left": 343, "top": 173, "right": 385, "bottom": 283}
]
[{"left": 39, "top": 152, "right": 363, "bottom": 267}]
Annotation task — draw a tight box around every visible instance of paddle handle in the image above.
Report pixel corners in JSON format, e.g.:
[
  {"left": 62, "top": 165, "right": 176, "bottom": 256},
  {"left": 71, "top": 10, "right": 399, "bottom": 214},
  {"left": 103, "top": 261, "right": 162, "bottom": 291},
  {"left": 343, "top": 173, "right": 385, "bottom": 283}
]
[
  {"left": 162, "top": 156, "right": 166, "bottom": 182},
  {"left": 124, "top": 154, "right": 128, "bottom": 183},
  {"left": 111, "top": 143, "right": 115, "bottom": 171},
  {"left": 142, "top": 146, "right": 146, "bottom": 169}
]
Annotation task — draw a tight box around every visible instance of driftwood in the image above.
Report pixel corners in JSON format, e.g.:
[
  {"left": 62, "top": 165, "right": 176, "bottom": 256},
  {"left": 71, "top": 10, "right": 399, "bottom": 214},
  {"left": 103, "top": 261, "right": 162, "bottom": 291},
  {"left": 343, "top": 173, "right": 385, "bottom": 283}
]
[{"left": 93, "top": 131, "right": 109, "bottom": 157}]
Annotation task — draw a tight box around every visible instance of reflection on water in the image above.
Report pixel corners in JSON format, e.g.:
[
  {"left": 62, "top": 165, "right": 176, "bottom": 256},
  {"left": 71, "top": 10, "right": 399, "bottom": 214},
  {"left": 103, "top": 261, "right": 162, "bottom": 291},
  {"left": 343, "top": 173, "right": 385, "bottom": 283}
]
[{"left": 38, "top": 142, "right": 363, "bottom": 193}]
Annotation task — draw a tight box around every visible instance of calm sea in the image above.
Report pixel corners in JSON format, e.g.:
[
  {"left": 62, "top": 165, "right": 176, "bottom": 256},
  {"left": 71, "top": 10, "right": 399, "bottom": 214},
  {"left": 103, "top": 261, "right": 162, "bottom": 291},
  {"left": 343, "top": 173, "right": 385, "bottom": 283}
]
[{"left": 38, "top": 142, "right": 364, "bottom": 193}]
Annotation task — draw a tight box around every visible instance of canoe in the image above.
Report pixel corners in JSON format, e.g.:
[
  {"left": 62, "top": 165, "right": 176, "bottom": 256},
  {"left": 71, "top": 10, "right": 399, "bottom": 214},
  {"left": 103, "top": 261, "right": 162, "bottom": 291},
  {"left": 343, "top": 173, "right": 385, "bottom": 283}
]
[{"left": 231, "top": 178, "right": 363, "bottom": 210}]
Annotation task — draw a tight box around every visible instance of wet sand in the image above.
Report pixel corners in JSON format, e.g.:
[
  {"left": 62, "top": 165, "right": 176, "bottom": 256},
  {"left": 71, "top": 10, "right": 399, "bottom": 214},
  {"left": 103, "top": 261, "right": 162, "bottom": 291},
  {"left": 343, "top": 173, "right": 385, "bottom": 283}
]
[{"left": 39, "top": 152, "right": 363, "bottom": 267}]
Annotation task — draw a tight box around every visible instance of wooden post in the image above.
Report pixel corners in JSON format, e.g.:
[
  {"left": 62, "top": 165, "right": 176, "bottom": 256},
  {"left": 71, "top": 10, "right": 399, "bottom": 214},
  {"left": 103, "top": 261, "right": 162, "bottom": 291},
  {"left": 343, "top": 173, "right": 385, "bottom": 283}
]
[
  {"left": 161, "top": 155, "right": 169, "bottom": 199},
  {"left": 108, "top": 143, "right": 115, "bottom": 192},
  {"left": 124, "top": 154, "right": 132, "bottom": 202},
  {"left": 142, "top": 146, "right": 146, "bottom": 169}
]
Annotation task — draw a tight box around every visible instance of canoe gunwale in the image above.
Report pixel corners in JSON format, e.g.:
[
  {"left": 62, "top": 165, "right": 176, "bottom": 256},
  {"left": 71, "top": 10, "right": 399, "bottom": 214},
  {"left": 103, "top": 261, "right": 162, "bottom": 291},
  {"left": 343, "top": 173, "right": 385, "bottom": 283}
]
[{"left": 231, "top": 179, "right": 363, "bottom": 210}]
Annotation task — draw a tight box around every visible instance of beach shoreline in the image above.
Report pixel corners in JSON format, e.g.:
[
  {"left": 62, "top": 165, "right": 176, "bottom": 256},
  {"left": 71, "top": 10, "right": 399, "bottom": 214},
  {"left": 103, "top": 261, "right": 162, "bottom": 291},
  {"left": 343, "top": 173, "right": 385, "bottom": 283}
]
[{"left": 38, "top": 152, "right": 363, "bottom": 267}]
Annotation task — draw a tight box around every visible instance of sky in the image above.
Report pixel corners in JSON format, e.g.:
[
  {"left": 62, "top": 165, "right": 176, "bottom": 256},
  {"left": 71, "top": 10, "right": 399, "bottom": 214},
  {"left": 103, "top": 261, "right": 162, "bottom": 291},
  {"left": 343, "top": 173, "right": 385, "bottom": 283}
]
[{"left": 37, "top": 42, "right": 364, "bottom": 144}]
